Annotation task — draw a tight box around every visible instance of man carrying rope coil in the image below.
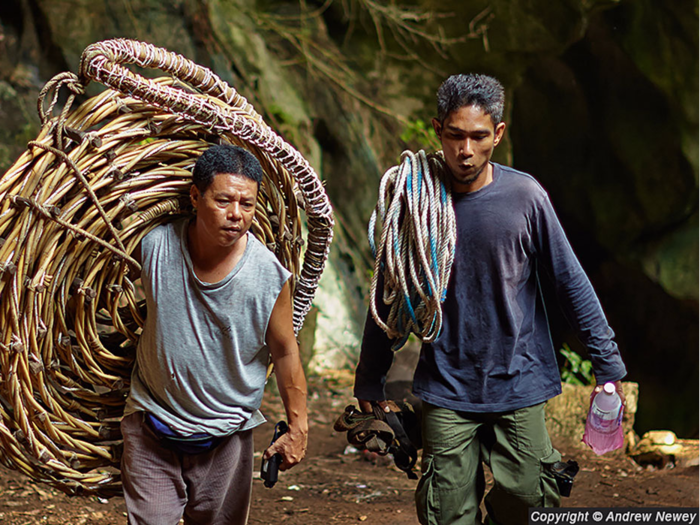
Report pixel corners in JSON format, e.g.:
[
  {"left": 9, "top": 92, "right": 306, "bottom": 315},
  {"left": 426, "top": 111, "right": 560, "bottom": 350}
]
[
  {"left": 120, "top": 145, "right": 308, "bottom": 525},
  {"left": 353, "top": 74, "right": 627, "bottom": 525}
]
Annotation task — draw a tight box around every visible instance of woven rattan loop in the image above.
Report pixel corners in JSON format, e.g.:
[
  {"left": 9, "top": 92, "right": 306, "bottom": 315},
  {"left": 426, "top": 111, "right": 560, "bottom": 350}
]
[{"left": 0, "top": 39, "right": 334, "bottom": 496}]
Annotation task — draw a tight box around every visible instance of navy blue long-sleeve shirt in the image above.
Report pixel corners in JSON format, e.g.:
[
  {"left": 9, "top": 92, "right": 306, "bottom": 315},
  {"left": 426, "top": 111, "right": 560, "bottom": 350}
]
[{"left": 354, "top": 163, "right": 627, "bottom": 413}]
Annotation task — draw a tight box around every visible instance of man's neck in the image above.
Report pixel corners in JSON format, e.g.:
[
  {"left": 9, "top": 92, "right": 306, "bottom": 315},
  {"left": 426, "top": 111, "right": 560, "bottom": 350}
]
[{"left": 187, "top": 220, "right": 248, "bottom": 284}]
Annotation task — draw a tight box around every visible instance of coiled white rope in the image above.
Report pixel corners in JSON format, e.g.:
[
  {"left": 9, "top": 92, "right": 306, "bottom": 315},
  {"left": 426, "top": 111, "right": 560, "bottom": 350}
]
[{"left": 368, "top": 150, "right": 457, "bottom": 350}]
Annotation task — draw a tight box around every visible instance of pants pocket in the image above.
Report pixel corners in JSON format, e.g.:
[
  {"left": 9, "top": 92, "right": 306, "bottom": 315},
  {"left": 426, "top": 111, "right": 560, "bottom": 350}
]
[{"left": 485, "top": 447, "right": 562, "bottom": 525}]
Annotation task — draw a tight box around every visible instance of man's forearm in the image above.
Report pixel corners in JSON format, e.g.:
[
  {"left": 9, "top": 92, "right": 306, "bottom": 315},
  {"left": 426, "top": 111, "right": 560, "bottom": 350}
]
[
  {"left": 273, "top": 351, "right": 308, "bottom": 432},
  {"left": 353, "top": 308, "right": 396, "bottom": 400}
]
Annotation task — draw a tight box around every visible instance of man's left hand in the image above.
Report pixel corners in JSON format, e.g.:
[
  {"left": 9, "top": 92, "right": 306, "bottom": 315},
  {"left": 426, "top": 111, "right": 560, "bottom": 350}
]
[{"left": 263, "top": 423, "right": 308, "bottom": 471}]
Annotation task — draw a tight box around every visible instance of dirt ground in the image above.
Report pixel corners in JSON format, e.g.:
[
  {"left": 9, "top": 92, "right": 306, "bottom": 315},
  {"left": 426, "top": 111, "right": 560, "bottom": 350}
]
[{"left": 0, "top": 373, "right": 696, "bottom": 525}]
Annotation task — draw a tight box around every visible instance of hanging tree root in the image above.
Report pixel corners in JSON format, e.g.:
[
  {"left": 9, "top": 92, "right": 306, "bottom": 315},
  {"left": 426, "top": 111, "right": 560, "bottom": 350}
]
[{"left": 0, "top": 38, "right": 333, "bottom": 497}]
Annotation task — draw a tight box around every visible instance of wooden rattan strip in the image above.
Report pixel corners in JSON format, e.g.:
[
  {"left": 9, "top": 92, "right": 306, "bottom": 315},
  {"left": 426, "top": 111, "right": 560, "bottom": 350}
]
[{"left": 0, "top": 39, "right": 334, "bottom": 496}]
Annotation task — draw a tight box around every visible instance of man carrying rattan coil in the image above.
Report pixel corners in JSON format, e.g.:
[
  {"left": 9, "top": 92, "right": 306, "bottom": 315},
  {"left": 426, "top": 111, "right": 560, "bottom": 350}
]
[
  {"left": 120, "top": 144, "right": 308, "bottom": 525},
  {"left": 353, "top": 74, "right": 627, "bottom": 525}
]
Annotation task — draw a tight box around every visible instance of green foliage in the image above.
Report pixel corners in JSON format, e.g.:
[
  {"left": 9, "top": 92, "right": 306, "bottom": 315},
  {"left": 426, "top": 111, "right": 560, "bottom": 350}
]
[
  {"left": 268, "top": 103, "right": 294, "bottom": 125},
  {"left": 400, "top": 118, "right": 441, "bottom": 151},
  {"left": 559, "top": 344, "right": 594, "bottom": 386},
  {"left": 266, "top": 102, "right": 299, "bottom": 146}
]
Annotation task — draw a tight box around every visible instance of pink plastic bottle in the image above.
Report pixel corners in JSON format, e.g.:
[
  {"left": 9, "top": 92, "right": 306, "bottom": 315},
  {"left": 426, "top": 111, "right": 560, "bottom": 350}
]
[{"left": 582, "top": 382, "right": 625, "bottom": 455}]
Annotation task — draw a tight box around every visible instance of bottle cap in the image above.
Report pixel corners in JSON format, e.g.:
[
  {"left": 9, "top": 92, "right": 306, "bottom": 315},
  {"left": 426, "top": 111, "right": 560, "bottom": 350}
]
[{"left": 603, "top": 382, "right": 616, "bottom": 394}]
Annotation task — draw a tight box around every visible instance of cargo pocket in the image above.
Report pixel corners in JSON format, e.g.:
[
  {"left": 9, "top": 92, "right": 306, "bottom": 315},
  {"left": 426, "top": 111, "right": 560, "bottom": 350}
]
[
  {"left": 539, "top": 448, "right": 562, "bottom": 508},
  {"left": 415, "top": 454, "right": 440, "bottom": 525}
]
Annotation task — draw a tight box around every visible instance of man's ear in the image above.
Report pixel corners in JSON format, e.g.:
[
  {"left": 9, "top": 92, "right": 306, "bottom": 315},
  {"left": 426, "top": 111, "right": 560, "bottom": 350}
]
[
  {"left": 493, "top": 122, "right": 506, "bottom": 147},
  {"left": 190, "top": 184, "right": 199, "bottom": 208},
  {"left": 431, "top": 117, "right": 442, "bottom": 139}
]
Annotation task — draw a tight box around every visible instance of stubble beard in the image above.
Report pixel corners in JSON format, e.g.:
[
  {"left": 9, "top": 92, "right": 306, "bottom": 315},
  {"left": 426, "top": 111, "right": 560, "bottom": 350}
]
[{"left": 453, "top": 163, "right": 485, "bottom": 187}]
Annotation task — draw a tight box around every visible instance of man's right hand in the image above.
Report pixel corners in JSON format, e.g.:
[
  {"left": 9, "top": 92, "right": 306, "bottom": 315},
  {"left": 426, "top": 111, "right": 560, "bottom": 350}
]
[
  {"left": 263, "top": 422, "right": 307, "bottom": 471},
  {"left": 357, "top": 399, "right": 390, "bottom": 414}
]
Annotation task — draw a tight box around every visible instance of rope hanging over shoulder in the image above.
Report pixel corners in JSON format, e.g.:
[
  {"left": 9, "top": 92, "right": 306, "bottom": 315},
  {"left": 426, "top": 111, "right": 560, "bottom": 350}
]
[{"left": 368, "top": 150, "right": 456, "bottom": 350}]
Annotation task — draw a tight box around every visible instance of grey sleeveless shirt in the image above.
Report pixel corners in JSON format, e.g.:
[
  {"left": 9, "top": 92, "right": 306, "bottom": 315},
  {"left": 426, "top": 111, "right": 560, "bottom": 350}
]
[{"left": 124, "top": 218, "right": 291, "bottom": 436}]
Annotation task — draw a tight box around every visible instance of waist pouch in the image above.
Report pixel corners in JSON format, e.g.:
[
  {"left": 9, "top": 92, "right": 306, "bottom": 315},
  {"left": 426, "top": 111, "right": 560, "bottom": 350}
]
[{"left": 145, "top": 412, "right": 222, "bottom": 454}]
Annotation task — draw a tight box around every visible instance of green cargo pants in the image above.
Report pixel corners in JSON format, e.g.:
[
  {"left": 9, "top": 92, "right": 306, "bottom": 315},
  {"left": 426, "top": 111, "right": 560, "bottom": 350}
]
[{"left": 415, "top": 401, "right": 561, "bottom": 525}]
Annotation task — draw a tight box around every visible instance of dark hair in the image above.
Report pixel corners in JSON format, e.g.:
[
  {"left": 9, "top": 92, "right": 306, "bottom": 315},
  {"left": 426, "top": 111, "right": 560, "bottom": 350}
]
[
  {"left": 436, "top": 74, "right": 505, "bottom": 126},
  {"left": 192, "top": 144, "right": 263, "bottom": 192}
]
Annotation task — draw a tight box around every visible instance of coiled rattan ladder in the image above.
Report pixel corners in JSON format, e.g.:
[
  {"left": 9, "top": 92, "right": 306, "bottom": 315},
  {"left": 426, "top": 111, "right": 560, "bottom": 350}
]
[{"left": 0, "top": 39, "right": 334, "bottom": 496}]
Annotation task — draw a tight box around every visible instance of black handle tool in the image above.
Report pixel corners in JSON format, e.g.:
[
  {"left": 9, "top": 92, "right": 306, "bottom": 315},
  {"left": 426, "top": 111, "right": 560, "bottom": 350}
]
[{"left": 261, "top": 421, "right": 288, "bottom": 488}]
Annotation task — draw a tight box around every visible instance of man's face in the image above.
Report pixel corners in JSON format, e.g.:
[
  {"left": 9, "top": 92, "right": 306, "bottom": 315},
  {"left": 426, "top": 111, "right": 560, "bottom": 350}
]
[
  {"left": 190, "top": 173, "right": 258, "bottom": 249},
  {"left": 432, "top": 105, "right": 506, "bottom": 192}
]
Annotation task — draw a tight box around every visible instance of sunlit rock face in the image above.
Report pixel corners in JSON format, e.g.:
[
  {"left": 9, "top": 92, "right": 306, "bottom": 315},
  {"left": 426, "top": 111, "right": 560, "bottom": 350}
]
[{"left": 0, "top": 0, "right": 696, "bottom": 436}]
